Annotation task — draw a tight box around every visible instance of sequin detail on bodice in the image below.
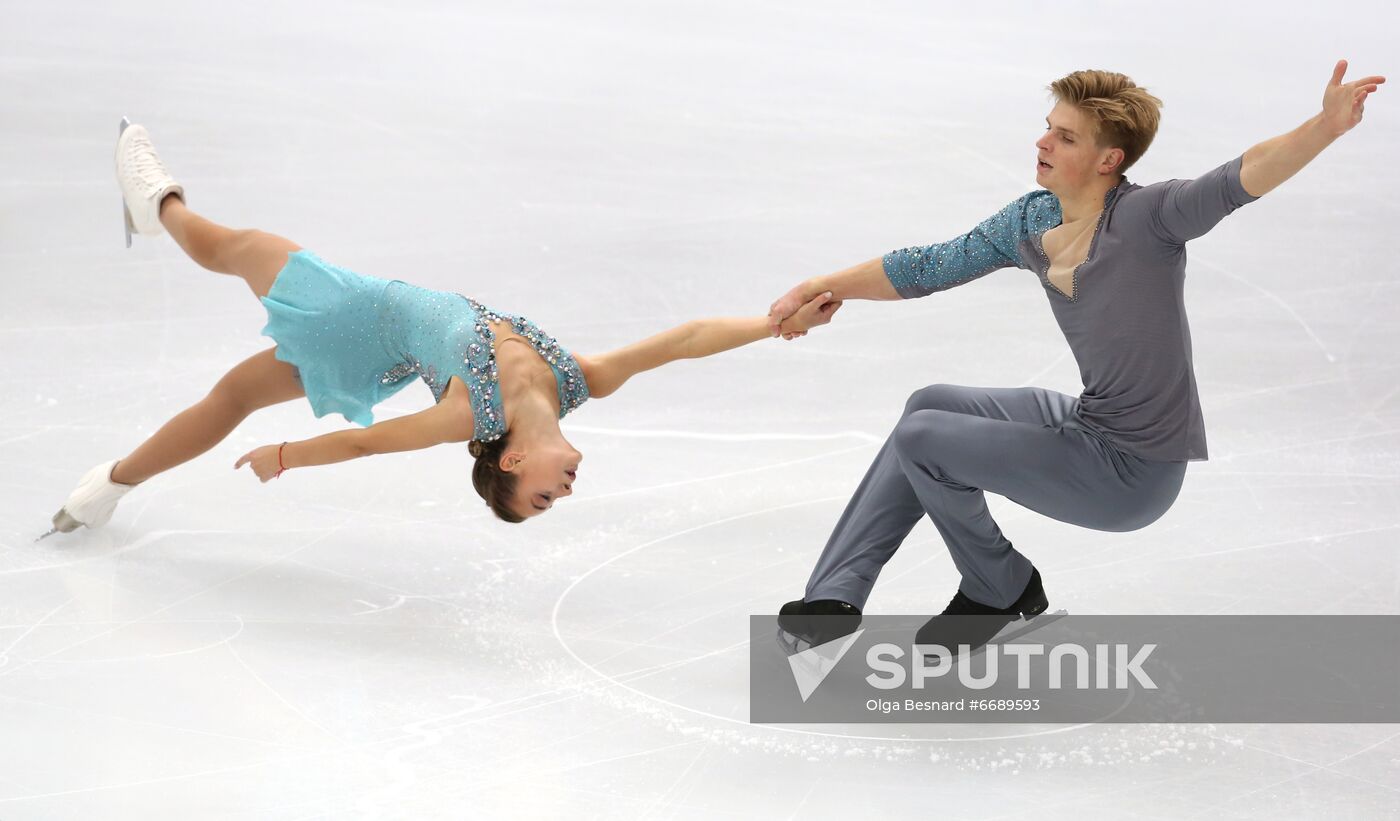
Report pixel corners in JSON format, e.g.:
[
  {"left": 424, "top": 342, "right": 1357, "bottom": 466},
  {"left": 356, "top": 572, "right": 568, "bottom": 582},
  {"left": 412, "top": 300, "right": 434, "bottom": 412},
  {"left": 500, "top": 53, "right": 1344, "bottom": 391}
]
[{"left": 375, "top": 290, "right": 589, "bottom": 443}]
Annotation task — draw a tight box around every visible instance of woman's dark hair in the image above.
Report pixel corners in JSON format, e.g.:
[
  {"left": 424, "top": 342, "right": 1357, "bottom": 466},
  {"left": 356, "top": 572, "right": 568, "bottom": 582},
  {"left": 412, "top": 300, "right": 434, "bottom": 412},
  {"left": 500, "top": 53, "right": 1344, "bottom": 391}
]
[{"left": 470, "top": 436, "right": 524, "bottom": 523}]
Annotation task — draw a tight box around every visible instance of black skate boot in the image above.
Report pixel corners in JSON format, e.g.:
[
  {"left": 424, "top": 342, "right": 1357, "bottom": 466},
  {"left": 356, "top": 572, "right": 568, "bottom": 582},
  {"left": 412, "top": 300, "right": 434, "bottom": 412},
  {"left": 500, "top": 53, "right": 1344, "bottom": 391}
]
[
  {"left": 916, "top": 567, "right": 1050, "bottom": 660},
  {"left": 776, "top": 598, "right": 862, "bottom": 654}
]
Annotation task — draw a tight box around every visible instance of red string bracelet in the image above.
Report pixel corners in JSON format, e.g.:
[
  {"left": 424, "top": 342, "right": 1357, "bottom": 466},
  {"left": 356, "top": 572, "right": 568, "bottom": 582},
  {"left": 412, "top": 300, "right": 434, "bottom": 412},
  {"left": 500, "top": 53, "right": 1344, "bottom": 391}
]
[{"left": 275, "top": 441, "right": 288, "bottom": 479}]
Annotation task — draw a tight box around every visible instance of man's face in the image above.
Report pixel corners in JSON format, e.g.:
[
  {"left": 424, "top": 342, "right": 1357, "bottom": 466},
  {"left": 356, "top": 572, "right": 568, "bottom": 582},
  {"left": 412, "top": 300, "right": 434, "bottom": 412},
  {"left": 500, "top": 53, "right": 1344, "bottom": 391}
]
[{"left": 1035, "top": 101, "right": 1121, "bottom": 190}]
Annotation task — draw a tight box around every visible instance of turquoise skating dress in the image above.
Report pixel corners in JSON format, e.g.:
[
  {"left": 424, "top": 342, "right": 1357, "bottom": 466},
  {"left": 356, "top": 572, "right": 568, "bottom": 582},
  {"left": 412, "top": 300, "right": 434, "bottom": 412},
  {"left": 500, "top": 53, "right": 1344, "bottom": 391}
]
[{"left": 257, "top": 250, "right": 589, "bottom": 441}]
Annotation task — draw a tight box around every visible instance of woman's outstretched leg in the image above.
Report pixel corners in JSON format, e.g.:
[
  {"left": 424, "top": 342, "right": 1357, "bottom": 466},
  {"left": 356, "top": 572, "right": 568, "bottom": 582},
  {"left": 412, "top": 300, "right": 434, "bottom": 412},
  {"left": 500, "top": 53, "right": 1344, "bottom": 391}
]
[
  {"left": 109, "top": 347, "right": 304, "bottom": 486},
  {"left": 159, "top": 196, "right": 301, "bottom": 300}
]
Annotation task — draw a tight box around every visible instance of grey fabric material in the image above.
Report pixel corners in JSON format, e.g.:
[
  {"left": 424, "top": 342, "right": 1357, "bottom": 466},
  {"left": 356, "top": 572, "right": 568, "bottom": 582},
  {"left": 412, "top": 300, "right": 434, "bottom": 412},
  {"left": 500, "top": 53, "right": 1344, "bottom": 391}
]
[
  {"left": 1019, "top": 154, "right": 1261, "bottom": 462},
  {"left": 804, "top": 383, "right": 1188, "bottom": 610},
  {"left": 882, "top": 155, "right": 1261, "bottom": 461}
]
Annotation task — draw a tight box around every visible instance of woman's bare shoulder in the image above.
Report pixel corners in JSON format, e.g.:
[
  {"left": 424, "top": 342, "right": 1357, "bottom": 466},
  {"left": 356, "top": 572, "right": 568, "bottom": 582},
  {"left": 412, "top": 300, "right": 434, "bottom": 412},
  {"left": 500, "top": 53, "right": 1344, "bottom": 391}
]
[{"left": 573, "top": 353, "right": 615, "bottom": 399}]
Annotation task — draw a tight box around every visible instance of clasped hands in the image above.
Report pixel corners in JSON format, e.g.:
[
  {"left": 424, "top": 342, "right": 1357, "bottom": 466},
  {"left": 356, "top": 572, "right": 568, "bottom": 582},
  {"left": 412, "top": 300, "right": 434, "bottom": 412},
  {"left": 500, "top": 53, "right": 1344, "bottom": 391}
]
[{"left": 768, "top": 281, "right": 842, "bottom": 340}]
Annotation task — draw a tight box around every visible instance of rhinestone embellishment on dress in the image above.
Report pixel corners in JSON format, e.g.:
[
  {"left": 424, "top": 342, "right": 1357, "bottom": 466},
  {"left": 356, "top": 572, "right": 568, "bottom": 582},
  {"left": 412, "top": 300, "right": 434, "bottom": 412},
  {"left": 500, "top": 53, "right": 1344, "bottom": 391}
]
[
  {"left": 458, "top": 296, "right": 588, "bottom": 443},
  {"left": 377, "top": 292, "right": 589, "bottom": 444}
]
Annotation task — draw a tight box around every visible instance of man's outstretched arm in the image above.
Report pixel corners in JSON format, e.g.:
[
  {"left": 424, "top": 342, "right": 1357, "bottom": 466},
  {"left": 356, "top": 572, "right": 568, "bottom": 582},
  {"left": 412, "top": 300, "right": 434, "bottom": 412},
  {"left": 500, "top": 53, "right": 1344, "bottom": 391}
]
[
  {"left": 767, "top": 190, "right": 1048, "bottom": 337},
  {"left": 1239, "top": 59, "right": 1384, "bottom": 198},
  {"left": 766, "top": 257, "right": 898, "bottom": 338}
]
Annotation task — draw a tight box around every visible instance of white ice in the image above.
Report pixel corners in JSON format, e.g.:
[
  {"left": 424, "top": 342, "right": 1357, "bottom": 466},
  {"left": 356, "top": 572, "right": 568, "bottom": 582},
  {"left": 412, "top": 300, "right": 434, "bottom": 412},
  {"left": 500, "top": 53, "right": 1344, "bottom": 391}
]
[{"left": 3, "top": 1, "right": 1399, "bottom": 818}]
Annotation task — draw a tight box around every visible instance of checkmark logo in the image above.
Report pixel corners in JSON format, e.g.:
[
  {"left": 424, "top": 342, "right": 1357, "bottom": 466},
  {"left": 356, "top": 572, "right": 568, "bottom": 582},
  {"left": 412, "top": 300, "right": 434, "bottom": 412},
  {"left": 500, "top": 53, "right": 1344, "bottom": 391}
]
[{"left": 786, "top": 629, "right": 864, "bottom": 702}]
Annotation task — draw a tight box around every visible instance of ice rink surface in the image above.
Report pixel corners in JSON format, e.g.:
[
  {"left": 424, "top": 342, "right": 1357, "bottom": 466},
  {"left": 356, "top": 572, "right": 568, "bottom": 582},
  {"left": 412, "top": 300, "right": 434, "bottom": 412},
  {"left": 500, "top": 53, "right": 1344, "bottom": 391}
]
[{"left": 3, "top": 1, "right": 1398, "bottom": 818}]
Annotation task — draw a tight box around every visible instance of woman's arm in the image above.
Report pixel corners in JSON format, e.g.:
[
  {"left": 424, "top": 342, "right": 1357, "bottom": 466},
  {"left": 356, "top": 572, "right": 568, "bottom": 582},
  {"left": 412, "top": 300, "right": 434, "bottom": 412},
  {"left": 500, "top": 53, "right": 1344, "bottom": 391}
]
[
  {"left": 351, "top": 398, "right": 472, "bottom": 456},
  {"left": 235, "top": 429, "right": 366, "bottom": 482},
  {"left": 235, "top": 400, "right": 471, "bottom": 482},
  {"left": 580, "top": 294, "right": 839, "bottom": 398},
  {"left": 281, "top": 429, "right": 366, "bottom": 468}
]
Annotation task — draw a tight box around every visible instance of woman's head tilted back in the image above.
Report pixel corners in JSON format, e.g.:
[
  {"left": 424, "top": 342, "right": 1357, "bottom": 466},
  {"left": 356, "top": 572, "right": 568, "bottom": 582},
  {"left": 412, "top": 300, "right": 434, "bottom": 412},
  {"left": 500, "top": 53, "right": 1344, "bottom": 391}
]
[
  {"left": 471, "top": 437, "right": 525, "bottom": 523},
  {"left": 470, "top": 429, "right": 582, "bottom": 523},
  {"left": 1041, "top": 69, "right": 1164, "bottom": 182}
]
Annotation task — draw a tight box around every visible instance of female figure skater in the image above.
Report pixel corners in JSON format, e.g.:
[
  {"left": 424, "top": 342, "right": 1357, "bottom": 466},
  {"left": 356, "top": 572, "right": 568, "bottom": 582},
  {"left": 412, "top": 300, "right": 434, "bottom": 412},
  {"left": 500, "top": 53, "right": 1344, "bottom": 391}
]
[{"left": 44, "top": 122, "right": 840, "bottom": 532}]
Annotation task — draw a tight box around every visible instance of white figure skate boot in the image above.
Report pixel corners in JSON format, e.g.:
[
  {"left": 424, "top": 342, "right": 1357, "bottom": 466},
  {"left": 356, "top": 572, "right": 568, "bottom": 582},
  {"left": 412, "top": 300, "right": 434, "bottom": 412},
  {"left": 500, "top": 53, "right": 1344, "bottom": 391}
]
[
  {"left": 45, "top": 459, "right": 139, "bottom": 536},
  {"left": 116, "top": 117, "right": 184, "bottom": 247}
]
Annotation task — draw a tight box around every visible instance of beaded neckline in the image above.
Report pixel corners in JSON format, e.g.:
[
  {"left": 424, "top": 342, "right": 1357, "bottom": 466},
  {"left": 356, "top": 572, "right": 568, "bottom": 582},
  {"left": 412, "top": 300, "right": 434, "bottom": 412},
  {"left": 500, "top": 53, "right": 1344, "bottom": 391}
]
[
  {"left": 1034, "top": 179, "right": 1126, "bottom": 302},
  {"left": 458, "top": 296, "right": 589, "bottom": 443},
  {"left": 374, "top": 291, "right": 590, "bottom": 443}
]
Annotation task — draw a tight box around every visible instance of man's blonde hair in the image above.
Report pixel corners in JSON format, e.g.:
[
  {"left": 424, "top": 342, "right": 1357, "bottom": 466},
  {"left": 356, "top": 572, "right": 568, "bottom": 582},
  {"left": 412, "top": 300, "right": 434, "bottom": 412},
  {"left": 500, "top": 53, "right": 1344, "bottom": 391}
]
[{"left": 1047, "top": 70, "right": 1164, "bottom": 175}]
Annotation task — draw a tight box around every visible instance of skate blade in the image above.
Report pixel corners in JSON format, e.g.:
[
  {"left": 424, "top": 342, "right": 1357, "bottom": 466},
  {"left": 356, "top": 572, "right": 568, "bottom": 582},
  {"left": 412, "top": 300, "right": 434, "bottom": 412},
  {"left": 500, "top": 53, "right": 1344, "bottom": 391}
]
[
  {"left": 775, "top": 625, "right": 807, "bottom": 656},
  {"left": 119, "top": 117, "right": 132, "bottom": 248},
  {"left": 992, "top": 608, "right": 1068, "bottom": 644},
  {"left": 38, "top": 508, "right": 84, "bottom": 542},
  {"left": 928, "top": 609, "right": 1070, "bottom": 664}
]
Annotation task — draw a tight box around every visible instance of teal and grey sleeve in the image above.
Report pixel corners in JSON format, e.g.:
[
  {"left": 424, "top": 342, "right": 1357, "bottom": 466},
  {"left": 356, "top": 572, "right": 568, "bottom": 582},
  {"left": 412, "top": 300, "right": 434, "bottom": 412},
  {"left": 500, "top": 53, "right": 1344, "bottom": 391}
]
[
  {"left": 882, "top": 191, "right": 1042, "bottom": 299},
  {"left": 1146, "top": 153, "right": 1261, "bottom": 245}
]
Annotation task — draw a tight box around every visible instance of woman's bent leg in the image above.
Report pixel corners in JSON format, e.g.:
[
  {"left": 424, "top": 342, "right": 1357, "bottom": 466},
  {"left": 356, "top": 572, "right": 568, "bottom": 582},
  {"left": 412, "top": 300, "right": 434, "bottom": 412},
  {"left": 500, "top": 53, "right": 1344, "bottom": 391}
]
[
  {"left": 158, "top": 197, "right": 301, "bottom": 300},
  {"left": 109, "top": 347, "right": 304, "bottom": 485},
  {"left": 109, "top": 395, "right": 249, "bottom": 486}
]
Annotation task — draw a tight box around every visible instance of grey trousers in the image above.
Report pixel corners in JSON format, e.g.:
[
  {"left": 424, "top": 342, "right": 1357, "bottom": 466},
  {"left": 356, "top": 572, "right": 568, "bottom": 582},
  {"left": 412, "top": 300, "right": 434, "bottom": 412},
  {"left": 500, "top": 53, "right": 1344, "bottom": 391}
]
[{"left": 804, "top": 384, "right": 1188, "bottom": 610}]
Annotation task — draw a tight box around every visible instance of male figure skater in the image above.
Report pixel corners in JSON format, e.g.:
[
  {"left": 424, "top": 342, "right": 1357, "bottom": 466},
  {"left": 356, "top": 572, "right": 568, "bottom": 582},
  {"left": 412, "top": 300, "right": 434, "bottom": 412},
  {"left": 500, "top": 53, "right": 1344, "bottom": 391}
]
[{"left": 766, "top": 62, "right": 1384, "bottom": 655}]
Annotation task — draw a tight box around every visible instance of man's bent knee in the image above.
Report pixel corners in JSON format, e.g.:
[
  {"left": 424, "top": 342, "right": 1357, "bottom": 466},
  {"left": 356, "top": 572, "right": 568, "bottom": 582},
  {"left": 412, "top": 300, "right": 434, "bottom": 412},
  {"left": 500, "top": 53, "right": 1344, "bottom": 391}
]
[
  {"left": 892, "top": 409, "right": 955, "bottom": 463},
  {"left": 904, "top": 383, "right": 957, "bottom": 416}
]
